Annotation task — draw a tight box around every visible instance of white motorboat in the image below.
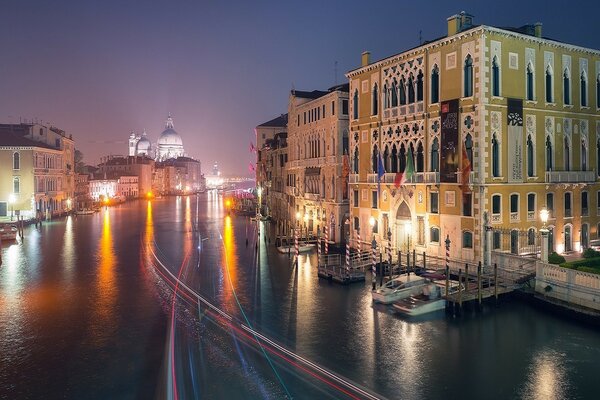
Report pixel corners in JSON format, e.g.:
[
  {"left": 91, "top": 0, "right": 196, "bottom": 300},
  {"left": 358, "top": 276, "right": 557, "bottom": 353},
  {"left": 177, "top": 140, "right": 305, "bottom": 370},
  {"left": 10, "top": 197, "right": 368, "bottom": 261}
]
[
  {"left": 0, "top": 224, "right": 18, "bottom": 241},
  {"left": 75, "top": 209, "right": 95, "bottom": 215},
  {"left": 371, "top": 273, "right": 428, "bottom": 304},
  {"left": 392, "top": 281, "right": 458, "bottom": 316},
  {"left": 276, "top": 244, "right": 315, "bottom": 254}
]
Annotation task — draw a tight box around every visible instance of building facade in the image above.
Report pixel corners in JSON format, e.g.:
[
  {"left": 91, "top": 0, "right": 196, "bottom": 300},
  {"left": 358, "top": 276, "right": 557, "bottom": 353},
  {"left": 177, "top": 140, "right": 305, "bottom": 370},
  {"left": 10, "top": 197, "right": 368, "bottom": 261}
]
[
  {"left": 98, "top": 155, "right": 154, "bottom": 196},
  {"left": 346, "top": 12, "right": 600, "bottom": 262},
  {"left": 0, "top": 123, "right": 75, "bottom": 219},
  {"left": 285, "top": 84, "right": 350, "bottom": 244}
]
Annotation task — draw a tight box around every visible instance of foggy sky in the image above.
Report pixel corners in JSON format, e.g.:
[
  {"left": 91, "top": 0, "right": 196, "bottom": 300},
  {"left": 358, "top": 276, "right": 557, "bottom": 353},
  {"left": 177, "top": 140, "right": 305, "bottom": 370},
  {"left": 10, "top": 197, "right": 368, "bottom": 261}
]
[{"left": 1, "top": 0, "right": 598, "bottom": 175}]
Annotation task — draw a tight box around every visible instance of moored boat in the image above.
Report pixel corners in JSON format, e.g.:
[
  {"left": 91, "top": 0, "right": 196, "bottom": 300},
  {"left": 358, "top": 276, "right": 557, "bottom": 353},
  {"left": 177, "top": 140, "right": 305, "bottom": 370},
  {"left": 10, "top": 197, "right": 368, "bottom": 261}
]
[
  {"left": 371, "top": 273, "right": 428, "bottom": 304},
  {"left": 75, "top": 209, "right": 95, "bottom": 215},
  {"left": 276, "top": 244, "right": 315, "bottom": 254},
  {"left": 392, "top": 281, "right": 460, "bottom": 316},
  {"left": 0, "top": 224, "right": 18, "bottom": 241}
]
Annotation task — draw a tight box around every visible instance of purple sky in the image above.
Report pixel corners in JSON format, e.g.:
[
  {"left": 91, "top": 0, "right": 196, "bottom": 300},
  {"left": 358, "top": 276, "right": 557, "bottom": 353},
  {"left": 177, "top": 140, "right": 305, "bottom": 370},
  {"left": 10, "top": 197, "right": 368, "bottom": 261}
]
[{"left": 1, "top": 0, "right": 598, "bottom": 175}]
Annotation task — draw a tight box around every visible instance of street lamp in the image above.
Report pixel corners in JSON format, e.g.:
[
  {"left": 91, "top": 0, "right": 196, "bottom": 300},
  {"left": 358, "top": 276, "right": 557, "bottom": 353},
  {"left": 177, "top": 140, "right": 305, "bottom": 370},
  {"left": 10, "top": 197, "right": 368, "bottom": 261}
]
[
  {"left": 540, "top": 207, "right": 549, "bottom": 263},
  {"left": 8, "top": 194, "right": 16, "bottom": 221}
]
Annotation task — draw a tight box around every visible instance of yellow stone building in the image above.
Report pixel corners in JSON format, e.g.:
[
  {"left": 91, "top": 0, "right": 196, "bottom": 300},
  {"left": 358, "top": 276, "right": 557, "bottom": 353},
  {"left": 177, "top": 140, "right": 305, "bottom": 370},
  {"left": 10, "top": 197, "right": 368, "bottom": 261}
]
[{"left": 345, "top": 12, "right": 600, "bottom": 262}]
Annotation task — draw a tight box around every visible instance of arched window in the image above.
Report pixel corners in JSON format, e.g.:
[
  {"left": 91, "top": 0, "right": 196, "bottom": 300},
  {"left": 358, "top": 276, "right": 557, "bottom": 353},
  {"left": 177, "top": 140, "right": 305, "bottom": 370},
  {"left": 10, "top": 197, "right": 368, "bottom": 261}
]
[
  {"left": 352, "top": 146, "right": 359, "bottom": 174},
  {"left": 383, "top": 145, "right": 390, "bottom": 172},
  {"left": 372, "top": 145, "right": 378, "bottom": 173},
  {"left": 527, "top": 228, "right": 536, "bottom": 246},
  {"left": 408, "top": 143, "right": 415, "bottom": 172},
  {"left": 399, "top": 144, "right": 406, "bottom": 172},
  {"left": 353, "top": 89, "right": 359, "bottom": 119},
  {"left": 465, "top": 134, "right": 473, "bottom": 166},
  {"left": 416, "top": 71, "right": 424, "bottom": 102},
  {"left": 597, "top": 139, "right": 600, "bottom": 176},
  {"left": 462, "top": 231, "right": 473, "bottom": 249},
  {"left": 582, "top": 223, "right": 589, "bottom": 249},
  {"left": 463, "top": 55, "right": 473, "bottom": 97},
  {"left": 391, "top": 145, "right": 398, "bottom": 173},
  {"left": 383, "top": 82, "right": 389, "bottom": 109},
  {"left": 416, "top": 142, "right": 424, "bottom": 172},
  {"left": 527, "top": 134, "right": 534, "bottom": 177},
  {"left": 492, "top": 56, "right": 500, "bottom": 97},
  {"left": 492, "top": 133, "right": 500, "bottom": 177},
  {"left": 372, "top": 83, "right": 379, "bottom": 115},
  {"left": 407, "top": 75, "right": 415, "bottom": 104},
  {"left": 546, "top": 66, "right": 553, "bottom": 103},
  {"left": 581, "top": 72, "right": 587, "bottom": 107},
  {"left": 582, "top": 139, "right": 588, "bottom": 171},
  {"left": 13, "top": 177, "right": 20, "bottom": 194},
  {"left": 13, "top": 152, "right": 20, "bottom": 170},
  {"left": 564, "top": 136, "right": 570, "bottom": 171},
  {"left": 563, "top": 69, "right": 570, "bottom": 105},
  {"left": 399, "top": 78, "right": 406, "bottom": 105},
  {"left": 431, "top": 138, "right": 439, "bottom": 172},
  {"left": 391, "top": 80, "right": 398, "bottom": 107},
  {"left": 431, "top": 65, "right": 440, "bottom": 103},
  {"left": 526, "top": 63, "right": 534, "bottom": 101},
  {"left": 546, "top": 136, "right": 553, "bottom": 171}
]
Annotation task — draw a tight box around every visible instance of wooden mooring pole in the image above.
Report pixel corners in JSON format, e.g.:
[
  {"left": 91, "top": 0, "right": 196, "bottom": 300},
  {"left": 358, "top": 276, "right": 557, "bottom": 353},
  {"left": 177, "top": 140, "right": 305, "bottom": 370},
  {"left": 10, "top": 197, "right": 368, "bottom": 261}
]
[
  {"left": 406, "top": 251, "right": 410, "bottom": 275},
  {"left": 465, "top": 263, "right": 469, "bottom": 298},
  {"left": 494, "top": 263, "right": 498, "bottom": 300},
  {"left": 422, "top": 251, "right": 427, "bottom": 270},
  {"left": 458, "top": 268, "right": 463, "bottom": 307},
  {"left": 477, "top": 261, "right": 482, "bottom": 305},
  {"left": 445, "top": 263, "right": 449, "bottom": 297},
  {"left": 412, "top": 249, "right": 416, "bottom": 271}
]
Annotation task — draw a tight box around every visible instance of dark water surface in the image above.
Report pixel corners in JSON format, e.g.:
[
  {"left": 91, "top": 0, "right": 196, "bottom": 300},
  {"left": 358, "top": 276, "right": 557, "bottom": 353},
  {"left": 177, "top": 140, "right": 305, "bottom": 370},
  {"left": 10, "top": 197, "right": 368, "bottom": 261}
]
[{"left": 1, "top": 194, "right": 599, "bottom": 399}]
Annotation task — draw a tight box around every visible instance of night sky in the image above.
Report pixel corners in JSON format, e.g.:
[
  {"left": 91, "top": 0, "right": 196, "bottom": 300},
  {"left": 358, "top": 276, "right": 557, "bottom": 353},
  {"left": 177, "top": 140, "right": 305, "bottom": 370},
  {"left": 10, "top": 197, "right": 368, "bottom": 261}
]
[{"left": 1, "top": 0, "right": 598, "bottom": 175}]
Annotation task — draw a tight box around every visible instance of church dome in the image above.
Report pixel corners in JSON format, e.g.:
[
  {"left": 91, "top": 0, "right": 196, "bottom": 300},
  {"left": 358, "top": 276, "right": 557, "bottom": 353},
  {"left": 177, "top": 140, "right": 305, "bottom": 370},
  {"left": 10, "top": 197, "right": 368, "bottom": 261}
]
[
  {"left": 136, "top": 134, "right": 151, "bottom": 154},
  {"left": 158, "top": 114, "right": 183, "bottom": 146}
]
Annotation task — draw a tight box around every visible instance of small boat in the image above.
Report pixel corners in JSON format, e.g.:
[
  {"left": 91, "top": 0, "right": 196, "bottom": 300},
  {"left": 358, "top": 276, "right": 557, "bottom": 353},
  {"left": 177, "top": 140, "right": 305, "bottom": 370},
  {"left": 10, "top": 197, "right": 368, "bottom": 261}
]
[
  {"left": 371, "top": 273, "right": 428, "bottom": 304},
  {"left": 0, "top": 224, "right": 18, "bottom": 241},
  {"left": 392, "top": 281, "right": 460, "bottom": 316},
  {"left": 277, "top": 243, "right": 315, "bottom": 254},
  {"left": 75, "top": 209, "right": 95, "bottom": 215}
]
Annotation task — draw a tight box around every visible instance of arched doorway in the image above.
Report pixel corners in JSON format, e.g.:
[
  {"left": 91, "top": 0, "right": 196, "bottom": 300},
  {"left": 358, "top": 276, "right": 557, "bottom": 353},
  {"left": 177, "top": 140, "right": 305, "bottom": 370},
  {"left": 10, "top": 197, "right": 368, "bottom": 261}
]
[
  {"left": 395, "top": 201, "right": 412, "bottom": 252},
  {"left": 564, "top": 225, "right": 572, "bottom": 252}
]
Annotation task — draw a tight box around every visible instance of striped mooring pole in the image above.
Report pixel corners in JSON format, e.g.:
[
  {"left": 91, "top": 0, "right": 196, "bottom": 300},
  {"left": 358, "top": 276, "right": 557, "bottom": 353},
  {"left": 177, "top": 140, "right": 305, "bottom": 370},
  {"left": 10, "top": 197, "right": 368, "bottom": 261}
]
[
  {"left": 324, "top": 226, "right": 329, "bottom": 254},
  {"left": 317, "top": 233, "right": 321, "bottom": 260},
  {"left": 295, "top": 228, "right": 299, "bottom": 262},
  {"left": 387, "top": 244, "right": 392, "bottom": 275},
  {"left": 371, "top": 243, "right": 377, "bottom": 279},
  {"left": 346, "top": 239, "right": 350, "bottom": 273},
  {"left": 357, "top": 231, "right": 361, "bottom": 258}
]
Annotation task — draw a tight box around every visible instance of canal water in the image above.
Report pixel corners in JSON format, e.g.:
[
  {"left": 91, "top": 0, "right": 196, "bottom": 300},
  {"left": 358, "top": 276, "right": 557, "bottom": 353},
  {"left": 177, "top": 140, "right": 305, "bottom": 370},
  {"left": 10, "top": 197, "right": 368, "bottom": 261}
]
[{"left": 1, "top": 193, "right": 599, "bottom": 399}]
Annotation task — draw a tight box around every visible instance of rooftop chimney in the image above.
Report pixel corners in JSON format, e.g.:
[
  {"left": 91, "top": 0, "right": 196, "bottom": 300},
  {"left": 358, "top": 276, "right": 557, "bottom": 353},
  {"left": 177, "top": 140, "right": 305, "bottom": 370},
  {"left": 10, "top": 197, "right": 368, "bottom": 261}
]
[
  {"left": 534, "top": 22, "right": 542, "bottom": 38},
  {"left": 447, "top": 11, "right": 474, "bottom": 36},
  {"left": 361, "top": 51, "right": 371, "bottom": 67}
]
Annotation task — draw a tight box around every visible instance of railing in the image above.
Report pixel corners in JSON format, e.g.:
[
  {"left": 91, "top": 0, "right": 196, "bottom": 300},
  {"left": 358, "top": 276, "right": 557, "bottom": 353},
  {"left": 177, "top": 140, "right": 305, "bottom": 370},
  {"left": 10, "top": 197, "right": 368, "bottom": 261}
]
[
  {"left": 304, "top": 192, "right": 321, "bottom": 201},
  {"left": 367, "top": 173, "right": 378, "bottom": 183},
  {"left": 349, "top": 174, "right": 359, "bottom": 183},
  {"left": 536, "top": 262, "right": 600, "bottom": 311},
  {"left": 381, "top": 102, "right": 423, "bottom": 120},
  {"left": 545, "top": 170, "right": 596, "bottom": 183},
  {"left": 510, "top": 212, "right": 519, "bottom": 222},
  {"left": 491, "top": 213, "right": 501, "bottom": 223},
  {"left": 363, "top": 171, "right": 440, "bottom": 185}
]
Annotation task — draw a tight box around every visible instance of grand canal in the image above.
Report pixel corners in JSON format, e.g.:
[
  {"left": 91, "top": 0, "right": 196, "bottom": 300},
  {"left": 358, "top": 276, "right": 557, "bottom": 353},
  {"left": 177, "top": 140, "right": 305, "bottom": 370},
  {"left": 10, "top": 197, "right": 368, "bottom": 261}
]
[{"left": 1, "top": 193, "right": 599, "bottom": 399}]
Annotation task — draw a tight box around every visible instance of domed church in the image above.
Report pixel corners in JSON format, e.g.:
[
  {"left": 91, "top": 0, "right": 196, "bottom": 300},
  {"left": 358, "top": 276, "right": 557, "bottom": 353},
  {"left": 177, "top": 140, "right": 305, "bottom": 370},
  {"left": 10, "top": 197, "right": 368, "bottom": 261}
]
[
  {"left": 156, "top": 113, "right": 185, "bottom": 161},
  {"left": 127, "top": 113, "right": 186, "bottom": 161}
]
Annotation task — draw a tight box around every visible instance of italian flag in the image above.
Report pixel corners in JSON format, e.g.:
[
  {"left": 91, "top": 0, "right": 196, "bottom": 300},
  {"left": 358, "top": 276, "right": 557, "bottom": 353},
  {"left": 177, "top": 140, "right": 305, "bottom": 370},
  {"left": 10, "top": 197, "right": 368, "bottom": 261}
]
[{"left": 394, "top": 146, "right": 414, "bottom": 188}]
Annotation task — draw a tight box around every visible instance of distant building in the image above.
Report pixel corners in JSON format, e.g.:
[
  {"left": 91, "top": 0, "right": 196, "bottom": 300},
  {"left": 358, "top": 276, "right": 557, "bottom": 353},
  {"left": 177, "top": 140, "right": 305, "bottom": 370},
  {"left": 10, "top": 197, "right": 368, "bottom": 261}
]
[
  {"left": 0, "top": 122, "right": 75, "bottom": 219},
  {"left": 286, "top": 85, "right": 350, "bottom": 244},
  {"left": 154, "top": 156, "right": 203, "bottom": 194},
  {"left": 97, "top": 155, "right": 154, "bottom": 197},
  {"left": 156, "top": 114, "right": 185, "bottom": 161}
]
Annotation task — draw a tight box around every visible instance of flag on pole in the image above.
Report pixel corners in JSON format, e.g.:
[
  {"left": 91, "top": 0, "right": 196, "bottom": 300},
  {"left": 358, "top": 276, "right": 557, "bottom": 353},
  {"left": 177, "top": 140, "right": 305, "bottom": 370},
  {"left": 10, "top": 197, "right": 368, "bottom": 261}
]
[
  {"left": 394, "top": 146, "right": 414, "bottom": 188},
  {"left": 377, "top": 150, "right": 385, "bottom": 205},
  {"left": 249, "top": 142, "right": 256, "bottom": 153},
  {"left": 461, "top": 142, "right": 472, "bottom": 192}
]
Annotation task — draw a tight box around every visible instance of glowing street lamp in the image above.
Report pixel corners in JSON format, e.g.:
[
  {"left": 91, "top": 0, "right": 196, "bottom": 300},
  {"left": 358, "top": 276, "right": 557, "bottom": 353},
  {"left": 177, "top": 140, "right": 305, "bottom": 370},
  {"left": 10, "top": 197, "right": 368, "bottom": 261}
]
[
  {"left": 404, "top": 221, "right": 412, "bottom": 252},
  {"left": 540, "top": 207, "right": 549, "bottom": 229}
]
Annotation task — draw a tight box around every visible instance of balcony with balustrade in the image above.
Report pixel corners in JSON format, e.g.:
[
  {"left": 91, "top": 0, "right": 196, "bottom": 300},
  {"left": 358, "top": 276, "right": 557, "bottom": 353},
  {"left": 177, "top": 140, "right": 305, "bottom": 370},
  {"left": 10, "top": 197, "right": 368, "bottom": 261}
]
[
  {"left": 545, "top": 170, "right": 596, "bottom": 183},
  {"left": 382, "top": 101, "right": 424, "bottom": 120}
]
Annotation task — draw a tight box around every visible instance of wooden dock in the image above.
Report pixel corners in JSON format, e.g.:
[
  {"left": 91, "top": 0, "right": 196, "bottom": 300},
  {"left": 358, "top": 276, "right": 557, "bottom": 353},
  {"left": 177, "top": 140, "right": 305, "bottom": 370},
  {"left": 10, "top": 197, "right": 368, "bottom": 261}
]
[{"left": 317, "top": 253, "right": 371, "bottom": 284}]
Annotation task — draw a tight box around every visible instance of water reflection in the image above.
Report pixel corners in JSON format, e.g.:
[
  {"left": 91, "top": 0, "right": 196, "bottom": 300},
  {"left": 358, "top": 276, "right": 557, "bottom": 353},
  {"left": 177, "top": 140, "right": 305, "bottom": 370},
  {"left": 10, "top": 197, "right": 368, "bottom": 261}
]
[
  {"left": 522, "top": 349, "right": 568, "bottom": 400},
  {"left": 91, "top": 209, "right": 117, "bottom": 343},
  {"left": 61, "top": 216, "right": 76, "bottom": 284},
  {"left": 222, "top": 215, "right": 237, "bottom": 310}
]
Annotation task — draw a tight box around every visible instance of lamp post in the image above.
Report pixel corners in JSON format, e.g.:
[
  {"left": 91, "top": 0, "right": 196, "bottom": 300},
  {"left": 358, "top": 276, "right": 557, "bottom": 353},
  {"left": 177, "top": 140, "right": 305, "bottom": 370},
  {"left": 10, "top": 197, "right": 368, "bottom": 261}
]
[
  {"left": 540, "top": 207, "right": 549, "bottom": 263},
  {"left": 8, "top": 194, "right": 16, "bottom": 221}
]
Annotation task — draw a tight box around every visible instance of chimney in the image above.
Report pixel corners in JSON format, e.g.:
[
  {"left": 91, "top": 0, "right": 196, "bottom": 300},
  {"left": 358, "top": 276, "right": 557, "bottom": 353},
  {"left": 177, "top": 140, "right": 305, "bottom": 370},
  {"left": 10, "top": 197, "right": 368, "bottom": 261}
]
[
  {"left": 361, "top": 51, "right": 371, "bottom": 67},
  {"left": 447, "top": 11, "right": 474, "bottom": 36},
  {"left": 534, "top": 22, "right": 542, "bottom": 38}
]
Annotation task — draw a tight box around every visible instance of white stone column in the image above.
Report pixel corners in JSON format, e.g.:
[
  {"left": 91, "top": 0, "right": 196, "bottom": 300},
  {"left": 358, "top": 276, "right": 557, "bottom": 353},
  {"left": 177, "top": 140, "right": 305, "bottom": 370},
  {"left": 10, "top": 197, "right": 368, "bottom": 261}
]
[{"left": 540, "top": 228, "right": 549, "bottom": 263}]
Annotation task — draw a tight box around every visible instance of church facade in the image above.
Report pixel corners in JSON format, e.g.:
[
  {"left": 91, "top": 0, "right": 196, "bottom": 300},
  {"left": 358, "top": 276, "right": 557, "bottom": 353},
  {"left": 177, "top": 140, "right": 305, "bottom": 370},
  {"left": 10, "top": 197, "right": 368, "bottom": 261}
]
[{"left": 127, "top": 114, "right": 186, "bottom": 161}]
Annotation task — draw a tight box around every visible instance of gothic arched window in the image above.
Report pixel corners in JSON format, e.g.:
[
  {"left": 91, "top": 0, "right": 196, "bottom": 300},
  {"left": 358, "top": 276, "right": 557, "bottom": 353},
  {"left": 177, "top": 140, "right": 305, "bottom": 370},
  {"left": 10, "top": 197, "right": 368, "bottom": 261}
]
[
  {"left": 399, "top": 78, "right": 406, "bottom": 105},
  {"left": 408, "top": 74, "right": 415, "bottom": 104},
  {"left": 391, "top": 80, "right": 398, "bottom": 107},
  {"left": 391, "top": 144, "right": 398, "bottom": 173},
  {"left": 527, "top": 135, "right": 534, "bottom": 177},
  {"left": 352, "top": 146, "right": 359, "bottom": 174},
  {"left": 431, "top": 138, "right": 439, "bottom": 172},
  {"left": 372, "top": 83, "right": 379, "bottom": 115},
  {"left": 581, "top": 72, "right": 587, "bottom": 107},
  {"left": 465, "top": 134, "right": 473, "bottom": 166},
  {"left": 463, "top": 55, "right": 473, "bottom": 97},
  {"left": 526, "top": 63, "right": 534, "bottom": 101},
  {"left": 563, "top": 70, "right": 571, "bottom": 105},
  {"left": 431, "top": 65, "right": 439, "bottom": 103},
  {"left": 492, "top": 56, "right": 500, "bottom": 97},
  {"left": 416, "top": 142, "right": 424, "bottom": 172},
  {"left": 492, "top": 133, "right": 500, "bottom": 177},
  {"left": 582, "top": 139, "right": 588, "bottom": 171},
  {"left": 353, "top": 89, "right": 359, "bottom": 119},
  {"left": 383, "top": 145, "right": 390, "bottom": 172},
  {"left": 564, "top": 136, "right": 571, "bottom": 171},
  {"left": 416, "top": 71, "right": 424, "bottom": 102},
  {"left": 383, "top": 82, "right": 389, "bottom": 109},
  {"left": 546, "top": 136, "right": 553, "bottom": 171},
  {"left": 399, "top": 144, "right": 406, "bottom": 172},
  {"left": 545, "top": 66, "right": 553, "bottom": 103},
  {"left": 372, "top": 145, "right": 378, "bottom": 173},
  {"left": 13, "top": 152, "right": 20, "bottom": 170}
]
